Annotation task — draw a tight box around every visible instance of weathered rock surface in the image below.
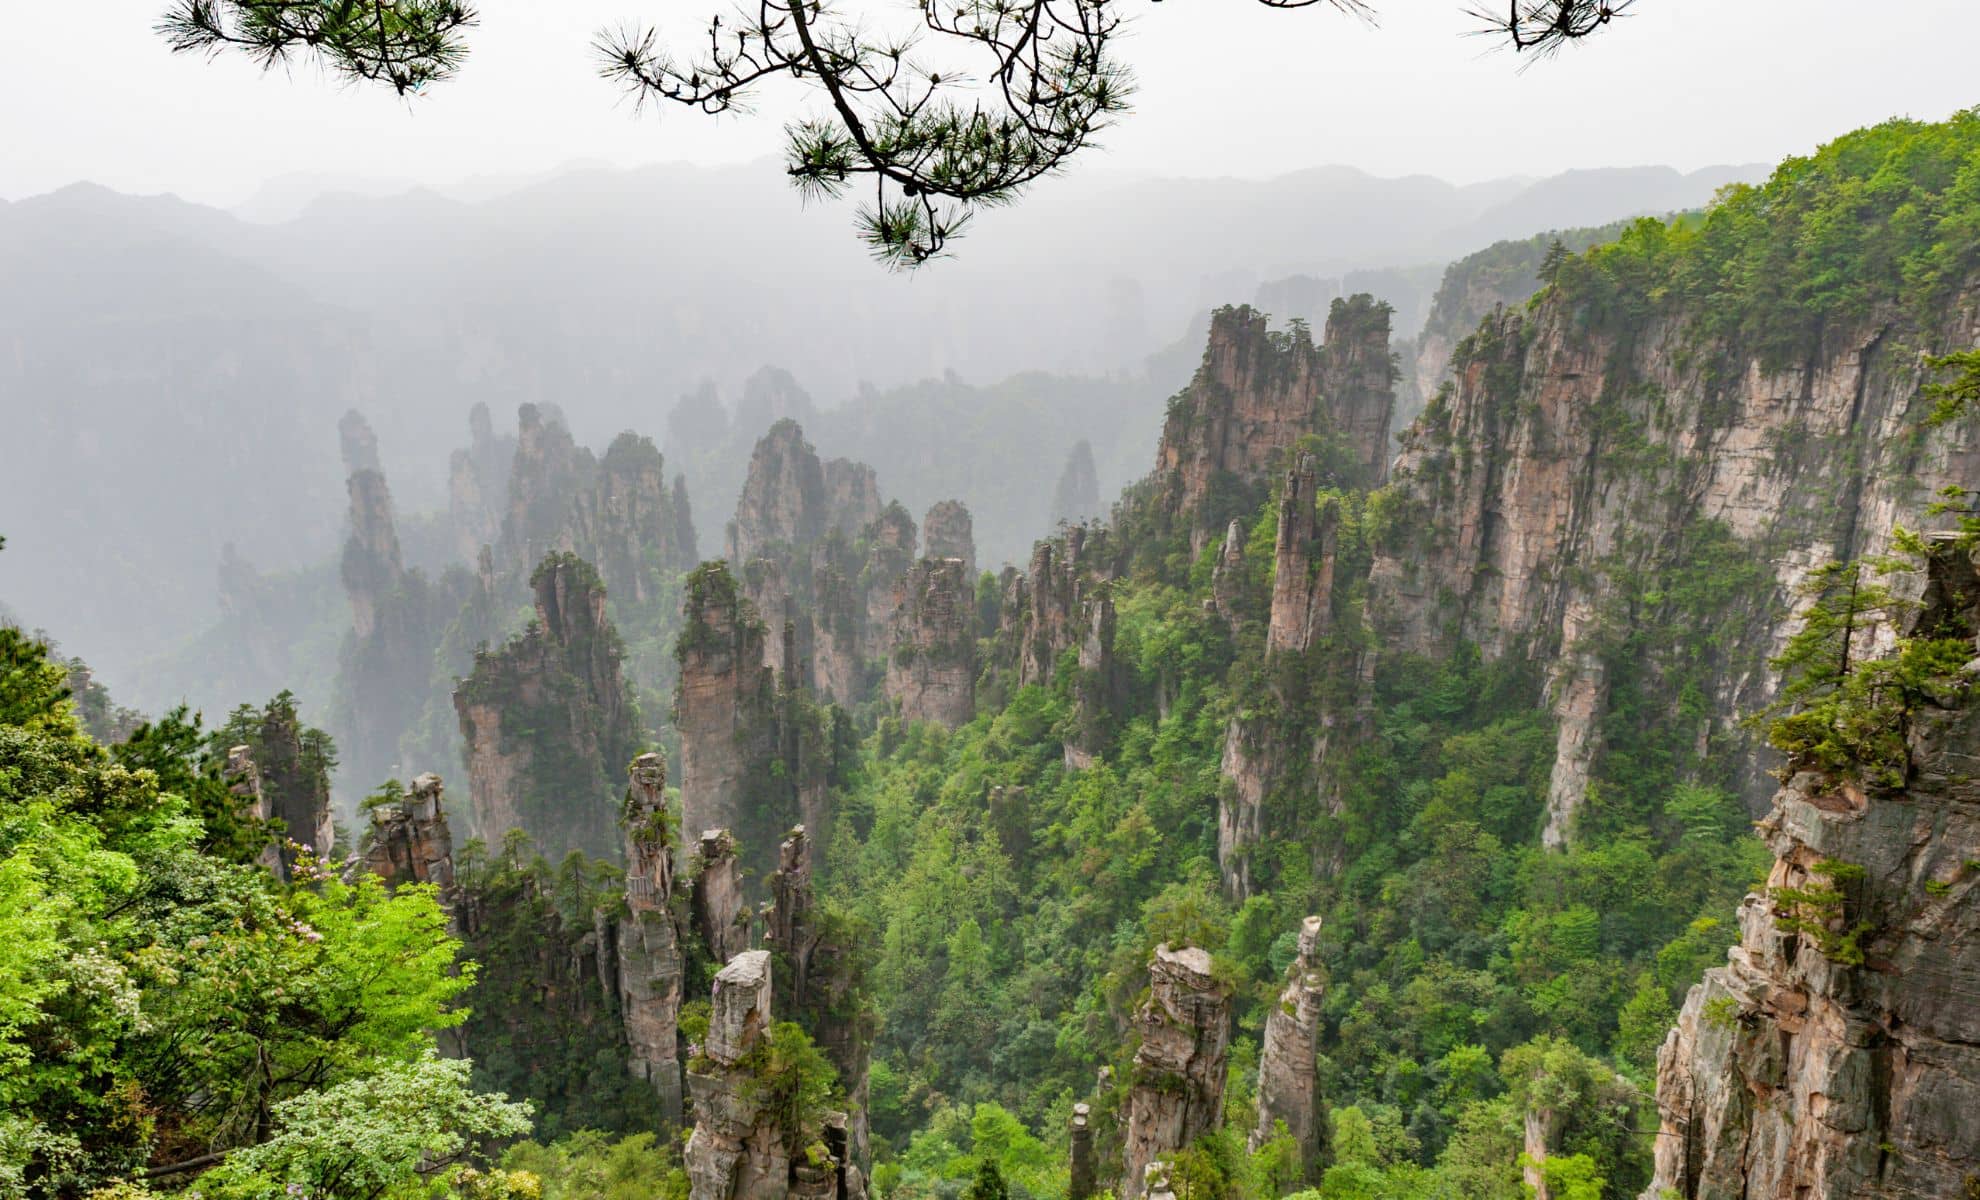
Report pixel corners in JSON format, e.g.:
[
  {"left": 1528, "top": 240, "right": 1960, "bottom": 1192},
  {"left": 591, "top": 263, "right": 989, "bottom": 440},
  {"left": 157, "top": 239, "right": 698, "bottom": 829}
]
[
  {"left": 619, "top": 752, "right": 686, "bottom": 1126},
  {"left": 884, "top": 558, "right": 976, "bottom": 730},
  {"left": 729, "top": 419, "right": 829, "bottom": 566},
  {"left": 676, "top": 564, "right": 780, "bottom": 847},
  {"left": 1122, "top": 944, "right": 1233, "bottom": 1200},
  {"left": 1264, "top": 455, "right": 1339, "bottom": 659},
  {"left": 447, "top": 401, "right": 516, "bottom": 562},
  {"left": 1069, "top": 1103, "right": 1097, "bottom": 1200},
  {"left": 693, "top": 829, "right": 751, "bottom": 965},
  {"left": 361, "top": 772, "right": 457, "bottom": 898},
  {"left": 453, "top": 553, "right": 641, "bottom": 860},
  {"left": 858, "top": 504, "right": 918, "bottom": 634},
  {"left": 921, "top": 501, "right": 976, "bottom": 582},
  {"left": 1640, "top": 545, "right": 1980, "bottom": 1200},
  {"left": 1152, "top": 299, "right": 1394, "bottom": 552},
  {"left": 1252, "top": 917, "right": 1326, "bottom": 1174},
  {"left": 684, "top": 949, "right": 861, "bottom": 1200}
]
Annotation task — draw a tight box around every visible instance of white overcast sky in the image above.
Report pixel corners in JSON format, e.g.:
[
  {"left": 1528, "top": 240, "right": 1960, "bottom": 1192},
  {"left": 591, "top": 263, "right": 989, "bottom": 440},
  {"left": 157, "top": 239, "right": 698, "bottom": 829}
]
[{"left": 4, "top": 1, "right": 1978, "bottom": 207}]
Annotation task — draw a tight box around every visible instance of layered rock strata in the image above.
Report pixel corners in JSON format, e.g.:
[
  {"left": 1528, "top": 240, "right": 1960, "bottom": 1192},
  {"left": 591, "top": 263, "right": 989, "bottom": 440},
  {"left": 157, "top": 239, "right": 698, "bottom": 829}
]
[
  {"left": 884, "top": 558, "right": 976, "bottom": 730},
  {"left": 1122, "top": 944, "right": 1233, "bottom": 1200},
  {"left": 1640, "top": 543, "right": 1980, "bottom": 1200},
  {"left": 453, "top": 553, "right": 641, "bottom": 860},
  {"left": 620, "top": 752, "right": 686, "bottom": 1126},
  {"left": 361, "top": 772, "right": 457, "bottom": 898},
  {"left": 1252, "top": 916, "right": 1326, "bottom": 1173}
]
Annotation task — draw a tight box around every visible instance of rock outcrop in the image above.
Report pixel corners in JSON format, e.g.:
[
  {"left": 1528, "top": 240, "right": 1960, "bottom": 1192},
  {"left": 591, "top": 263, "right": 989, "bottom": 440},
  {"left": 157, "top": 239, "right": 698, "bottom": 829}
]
[
  {"left": 684, "top": 949, "right": 863, "bottom": 1200},
  {"left": 884, "top": 558, "right": 976, "bottom": 730},
  {"left": 1368, "top": 282, "right": 1980, "bottom": 825},
  {"left": 1152, "top": 299, "right": 1395, "bottom": 552},
  {"left": 823, "top": 460, "right": 884, "bottom": 541},
  {"left": 767, "top": 827, "right": 875, "bottom": 1170},
  {"left": 693, "top": 829, "right": 752, "bottom": 965},
  {"left": 1069, "top": 1103, "right": 1097, "bottom": 1200},
  {"left": 361, "top": 772, "right": 457, "bottom": 898},
  {"left": 221, "top": 695, "right": 337, "bottom": 880},
  {"left": 448, "top": 402, "right": 516, "bottom": 563},
  {"left": 1252, "top": 917, "right": 1326, "bottom": 1174},
  {"left": 619, "top": 752, "right": 686, "bottom": 1126},
  {"left": 922, "top": 501, "right": 976, "bottom": 583},
  {"left": 1640, "top": 543, "right": 1980, "bottom": 1200},
  {"left": 1122, "top": 944, "right": 1233, "bottom": 1200},
  {"left": 453, "top": 552, "right": 642, "bottom": 860},
  {"left": 729, "top": 420, "right": 829, "bottom": 566},
  {"left": 1264, "top": 455, "right": 1339, "bottom": 659},
  {"left": 675, "top": 564, "right": 781, "bottom": 855},
  {"left": 858, "top": 504, "right": 918, "bottom": 634}
]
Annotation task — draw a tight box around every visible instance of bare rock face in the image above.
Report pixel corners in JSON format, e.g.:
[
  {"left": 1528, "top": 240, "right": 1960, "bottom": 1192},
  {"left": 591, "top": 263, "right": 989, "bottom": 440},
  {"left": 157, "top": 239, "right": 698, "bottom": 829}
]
[
  {"left": 619, "top": 752, "right": 686, "bottom": 1126},
  {"left": 361, "top": 773, "right": 456, "bottom": 898},
  {"left": 1640, "top": 544, "right": 1980, "bottom": 1200},
  {"left": 676, "top": 564, "right": 779, "bottom": 847},
  {"left": 1211, "top": 519, "right": 1248, "bottom": 626},
  {"left": 922, "top": 501, "right": 976, "bottom": 582},
  {"left": 453, "top": 553, "right": 641, "bottom": 861},
  {"left": 729, "top": 419, "right": 829, "bottom": 566},
  {"left": 502, "top": 402, "right": 593, "bottom": 570},
  {"left": 1122, "top": 944, "right": 1233, "bottom": 1200},
  {"left": 572, "top": 432, "right": 701, "bottom": 605},
  {"left": 1368, "top": 291, "right": 1980, "bottom": 824},
  {"left": 809, "top": 561, "right": 867, "bottom": 706},
  {"left": 1152, "top": 299, "right": 1394, "bottom": 552},
  {"left": 885, "top": 558, "right": 976, "bottom": 730},
  {"left": 1252, "top": 917, "right": 1326, "bottom": 1174},
  {"left": 1011, "top": 525, "right": 1112, "bottom": 689},
  {"left": 693, "top": 829, "right": 751, "bottom": 965},
  {"left": 1216, "top": 719, "right": 1274, "bottom": 901},
  {"left": 341, "top": 467, "right": 406, "bottom": 646},
  {"left": 823, "top": 459, "right": 885, "bottom": 541},
  {"left": 858, "top": 503, "right": 919, "bottom": 635},
  {"left": 1264, "top": 455, "right": 1340, "bottom": 659},
  {"left": 1065, "top": 594, "right": 1120, "bottom": 769}
]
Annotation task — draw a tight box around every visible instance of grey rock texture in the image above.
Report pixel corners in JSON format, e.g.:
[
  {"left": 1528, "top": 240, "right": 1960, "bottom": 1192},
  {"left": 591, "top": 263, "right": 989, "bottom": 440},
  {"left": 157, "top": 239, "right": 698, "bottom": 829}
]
[{"left": 1122, "top": 944, "right": 1232, "bottom": 1200}]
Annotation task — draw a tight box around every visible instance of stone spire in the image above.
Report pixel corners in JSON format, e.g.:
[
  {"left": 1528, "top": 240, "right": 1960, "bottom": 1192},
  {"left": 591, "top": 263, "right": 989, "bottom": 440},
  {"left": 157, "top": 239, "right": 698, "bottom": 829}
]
[
  {"left": 361, "top": 773, "right": 457, "bottom": 899},
  {"left": 1069, "top": 1103, "right": 1097, "bottom": 1200},
  {"left": 1252, "top": 917, "right": 1326, "bottom": 1174},
  {"left": 884, "top": 558, "right": 976, "bottom": 730},
  {"left": 1122, "top": 944, "right": 1232, "bottom": 1200},
  {"left": 618, "top": 752, "right": 685, "bottom": 1126}
]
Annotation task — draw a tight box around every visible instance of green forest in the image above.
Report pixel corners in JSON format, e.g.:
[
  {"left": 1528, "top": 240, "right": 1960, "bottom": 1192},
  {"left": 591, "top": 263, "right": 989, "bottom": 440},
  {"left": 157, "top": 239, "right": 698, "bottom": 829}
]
[{"left": 5, "top": 111, "right": 1980, "bottom": 1200}]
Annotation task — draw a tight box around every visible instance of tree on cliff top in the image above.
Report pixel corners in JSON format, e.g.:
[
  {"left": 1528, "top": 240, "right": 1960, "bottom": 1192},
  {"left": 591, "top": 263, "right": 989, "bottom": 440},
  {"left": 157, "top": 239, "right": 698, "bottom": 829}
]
[{"left": 157, "top": 0, "right": 1629, "bottom": 265}]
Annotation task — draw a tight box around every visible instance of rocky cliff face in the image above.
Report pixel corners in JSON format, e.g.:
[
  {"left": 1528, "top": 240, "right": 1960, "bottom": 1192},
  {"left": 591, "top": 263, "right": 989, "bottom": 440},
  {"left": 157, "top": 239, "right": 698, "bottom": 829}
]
[
  {"left": 693, "top": 828, "right": 752, "bottom": 965},
  {"left": 675, "top": 564, "right": 780, "bottom": 853},
  {"left": 448, "top": 401, "right": 516, "bottom": 563},
  {"left": 884, "top": 558, "right": 976, "bottom": 730},
  {"left": 1641, "top": 544, "right": 1980, "bottom": 1200},
  {"left": 1252, "top": 917, "right": 1326, "bottom": 1174},
  {"left": 360, "top": 772, "right": 457, "bottom": 898},
  {"left": 730, "top": 420, "right": 829, "bottom": 566},
  {"left": 572, "top": 433, "right": 700, "bottom": 607},
  {"left": 1152, "top": 299, "right": 1395, "bottom": 551},
  {"left": 1264, "top": 455, "right": 1339, "bottom": 659},
  {"left": 922, "top": 501, "right": 976, "bottom": 583},
  {"left": 1053, "top": 439, "right": 1102, "bottom": 528},
  {"left": 1122, "top": 944, "right": 1232, "bottom": 1200},
  {"left": 453, "top": 552, "right": 641, "bottom": 860},
  {"left": 620, "top": 752, "right": 686, "bottom": 1127},
  {"left": 1368, "top": 285, "right": 1980, "bottom": 831}
]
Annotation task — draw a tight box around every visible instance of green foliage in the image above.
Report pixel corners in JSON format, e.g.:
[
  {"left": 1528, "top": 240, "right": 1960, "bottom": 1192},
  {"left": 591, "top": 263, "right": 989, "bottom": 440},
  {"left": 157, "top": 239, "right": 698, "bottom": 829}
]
[
  {"left": 1769, "top": 858, "right": 1874, "bottom": 966},
  {"left": 1553, "top": 112, "right": 1980, "bottom": 365},
  {"left": 196, "top": 1054, "right": 532, "bottom": 1199},
  {"left": 502, "top": 1130, "right": 686, "bottom": 1200},
  {"left": 739, "top": 1022, "right": 840, "bottom": 1150}
]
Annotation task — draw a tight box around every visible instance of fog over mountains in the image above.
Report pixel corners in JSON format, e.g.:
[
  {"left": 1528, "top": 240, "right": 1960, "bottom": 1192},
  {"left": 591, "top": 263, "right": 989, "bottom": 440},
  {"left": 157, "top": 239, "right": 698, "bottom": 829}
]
[{"left": 0, "top": 156, "right": 1759, "bottom": 713}]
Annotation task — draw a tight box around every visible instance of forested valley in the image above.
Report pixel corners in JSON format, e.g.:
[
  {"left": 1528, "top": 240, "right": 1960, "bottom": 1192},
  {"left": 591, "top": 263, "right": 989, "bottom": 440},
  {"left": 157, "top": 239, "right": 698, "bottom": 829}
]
[{"left": 6, "top": 109, "right": 1980, "bottom": 1200}]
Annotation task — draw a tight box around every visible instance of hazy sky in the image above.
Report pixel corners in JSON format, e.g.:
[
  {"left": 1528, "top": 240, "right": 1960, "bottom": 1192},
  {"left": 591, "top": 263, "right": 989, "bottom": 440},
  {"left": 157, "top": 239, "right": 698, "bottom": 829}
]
[{"left": 5, "top": 1, "right": 1978, "bottom": 207}]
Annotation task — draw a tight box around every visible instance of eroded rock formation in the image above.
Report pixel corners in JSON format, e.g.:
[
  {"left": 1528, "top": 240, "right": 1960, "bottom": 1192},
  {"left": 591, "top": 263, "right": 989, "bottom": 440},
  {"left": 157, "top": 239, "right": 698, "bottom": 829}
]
[
  {"left": 453, "top": 553, "right": 641, "bottom": 860},
  {"left": 884, "top": 558, "right": 976, "bottom": 730},
  {"left": 693, "top": 829, "right": 751, "bottom": 965},
  {"left": 922, "top": 501, "right": 976, "bottom": 582},
  {"left": 1264, "top": 455, "right": 1339, "bottom": 659},
  {"left": 1069, "top": 1103, "right": 1097, "bottom": 1200},
  {"left": 619, "top": 752, "right": 686, "bottom": 1126},
  {"left": 1052, "top": 439, "right": 1102, "bottom": 528},
  {"left": 361, "top": 772, "right": 457, "bottom": 898},
  {"left": 1122, "top": 944, "right": 1232, "bottom": 1200},
  {"left": 676, "top": 564, "right": 781, "bottom": 849},
  {"left": 1153, "top": 299, "right": 1395, "bottom": 552},
  {"left": 1640, "top": 543, "right": 1980, "bottom": 1200},
  {"left": 1252, "top": 917, "right": 1326, "bottom": 1174}
]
